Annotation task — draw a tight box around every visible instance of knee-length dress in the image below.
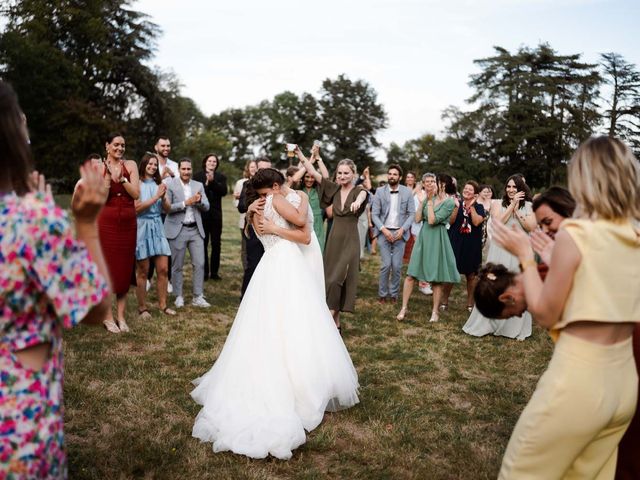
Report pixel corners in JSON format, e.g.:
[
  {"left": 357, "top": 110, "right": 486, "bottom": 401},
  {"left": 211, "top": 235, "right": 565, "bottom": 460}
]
[
  {"left": 448, "top": 201, "right": 486, "bottom": 275},
  {"left": 407, "top": 197, "right": 460, "bottom": 283},
  {"left": 463, "top": 203, "right": 533, "bottom": 340},
  {"left": 319, "top": 179, "right": 367, "bottom": 312},
  {"left": 136, "top": 179, "right": 171, "bottom": 260},
  {"left": 1, "top": 192, "right": 109, "bottom": 478},
  {"left": 98, "top": 166, "right": 137, "bottom": 295}
]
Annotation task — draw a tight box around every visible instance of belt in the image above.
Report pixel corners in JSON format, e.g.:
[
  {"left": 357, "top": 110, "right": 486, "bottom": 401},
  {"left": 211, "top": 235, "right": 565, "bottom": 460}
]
[{"left": 182, "top": 222, "right": 197, "bottom": 228}]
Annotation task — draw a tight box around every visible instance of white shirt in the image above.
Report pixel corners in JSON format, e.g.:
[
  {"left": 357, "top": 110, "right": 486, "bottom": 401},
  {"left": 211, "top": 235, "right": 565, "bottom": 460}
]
[
  {"left": 160, "top": 158, "right": 179, "bottom": 184},
  {"left": 181, "top": 180, "right": 196, "bottom": 224},
  {"left": 384, "top": 187, "right": 400, "bottom": 229}
]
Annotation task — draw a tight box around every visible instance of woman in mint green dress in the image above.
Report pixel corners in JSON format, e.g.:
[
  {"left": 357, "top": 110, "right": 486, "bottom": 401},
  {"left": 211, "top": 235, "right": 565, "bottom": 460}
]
[{"left": 396, "top": 173, "right": 460, "bottom": 323}]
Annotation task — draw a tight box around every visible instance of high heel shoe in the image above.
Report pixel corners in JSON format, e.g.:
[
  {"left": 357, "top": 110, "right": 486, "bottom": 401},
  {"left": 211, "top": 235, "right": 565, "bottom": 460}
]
[
  {"left": 429, "top": 312, "right": 439, "bottom": 323},
  {"left": 396, "top": 308, "right": 408, "bottom": 321}
]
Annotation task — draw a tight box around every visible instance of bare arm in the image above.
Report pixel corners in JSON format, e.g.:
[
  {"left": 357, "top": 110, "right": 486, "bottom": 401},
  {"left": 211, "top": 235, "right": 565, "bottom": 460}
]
[
  {"left": 470, "top": 202, "right": 485, "bottom": 227},
  {"left": 121, "top": 160, "right": 140, "bottom": 200},
  {"left": 296, "top": 148, "right": 322, "bottom": 183},
  {"left": 492, "top": 221, "right": 580, "bottom": 329},
  {"left": 272, "top": 194, "right": 308, "bottom": 227}
]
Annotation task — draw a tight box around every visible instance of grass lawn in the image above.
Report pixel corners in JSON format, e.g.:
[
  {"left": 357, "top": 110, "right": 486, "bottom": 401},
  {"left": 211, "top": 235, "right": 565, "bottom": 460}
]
[{"left": 62, "top": 195, "right": 552, "bottom": 479}]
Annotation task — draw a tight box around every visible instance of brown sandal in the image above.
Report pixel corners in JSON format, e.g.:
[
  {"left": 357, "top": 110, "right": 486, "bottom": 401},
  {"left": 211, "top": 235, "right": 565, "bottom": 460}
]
[{"left": 103, "top": 319, "right": 120, "bottom": 333}]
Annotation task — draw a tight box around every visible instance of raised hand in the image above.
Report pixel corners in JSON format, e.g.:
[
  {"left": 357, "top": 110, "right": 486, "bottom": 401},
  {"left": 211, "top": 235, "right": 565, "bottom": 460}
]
[
  {"left": 72, "top": 162, "right": 107, "bottom": 223},
  {"left": 29, "top": 170, "right": 52, "bottom": 197},
  {"left": 492, "top": 218, "right": 533, "bottom": 259}
]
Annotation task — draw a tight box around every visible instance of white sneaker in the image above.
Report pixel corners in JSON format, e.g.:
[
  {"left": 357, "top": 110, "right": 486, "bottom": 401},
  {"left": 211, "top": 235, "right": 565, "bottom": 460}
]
[
  {"left": 145, "top": 279, "right": 151, "bottom": 292},
  {"left": 174, "top": 296, "right": 184, "bottom": 308},
  {"left": 167, "top": 282, "right": 173, "bottom": 294},
  {"left": 192, "top": 295, "right": 211, "bottom": 308},
  {"left": 419, "top": 283, "right": 433, "bottom": 295}
]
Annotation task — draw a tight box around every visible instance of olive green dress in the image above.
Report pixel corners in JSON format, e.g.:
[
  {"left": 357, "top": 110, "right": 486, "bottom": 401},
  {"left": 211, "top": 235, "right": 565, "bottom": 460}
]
[
  {"left": 319, "top": 178, "right": 367, "bottom": 312},
  {"left": 407, "top": 197, "right": 460, "bottom": 283}
]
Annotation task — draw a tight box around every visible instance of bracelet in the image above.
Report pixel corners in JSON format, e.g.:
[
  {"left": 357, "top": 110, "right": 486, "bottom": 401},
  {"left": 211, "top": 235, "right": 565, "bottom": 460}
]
[{"left": 519, "top": 258, "right": 537, "bottom": 272}]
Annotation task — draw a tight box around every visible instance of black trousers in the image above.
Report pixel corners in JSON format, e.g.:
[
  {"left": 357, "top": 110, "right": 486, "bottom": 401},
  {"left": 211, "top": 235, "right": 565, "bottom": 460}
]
[
  {"left": 203, "top": 211, "right": 223, "bottom": 279},
  {"left": 240, "top": 225, "right": 264, "bottom": 297}
]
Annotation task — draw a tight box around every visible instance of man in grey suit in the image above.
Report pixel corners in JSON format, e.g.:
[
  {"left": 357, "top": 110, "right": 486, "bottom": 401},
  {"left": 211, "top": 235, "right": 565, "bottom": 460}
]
[
  {"left": 371, "top": 164, "right": 416, "bottom": 303},
  {"left": 164, "top": 158, "right": 211, "bottom": 308}
]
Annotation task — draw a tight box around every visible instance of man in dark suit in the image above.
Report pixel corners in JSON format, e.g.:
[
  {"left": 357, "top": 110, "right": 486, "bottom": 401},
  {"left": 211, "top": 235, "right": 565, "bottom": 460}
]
[{"left": 237, "top": 157, "right": 272, "bottom": 297}]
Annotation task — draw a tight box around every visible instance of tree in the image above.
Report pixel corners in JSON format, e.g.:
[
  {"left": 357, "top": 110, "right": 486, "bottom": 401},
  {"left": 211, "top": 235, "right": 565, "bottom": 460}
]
[
  {"left": 318, "top": 74, "right": 388, "bottom": 172},
  {"left": 446, "top": 44, "right": 602, "bottom": 188},
  {"left": 0, "top": 0, "right": 200, "bottom": 188},
  {"left": 600, "top": 52, "right": 640, "bottom": 152}
]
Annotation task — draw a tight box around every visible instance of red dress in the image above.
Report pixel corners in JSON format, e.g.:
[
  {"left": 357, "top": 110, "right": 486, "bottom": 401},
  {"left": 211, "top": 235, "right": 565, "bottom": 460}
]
[{"left": 98, "top": 164, "right": 137, "bottom": 295}]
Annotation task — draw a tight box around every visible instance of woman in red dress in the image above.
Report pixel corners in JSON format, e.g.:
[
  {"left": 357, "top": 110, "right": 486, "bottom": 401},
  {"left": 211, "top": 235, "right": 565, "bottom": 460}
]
[{"left": 98, "top": 133, "right": 140, "bottom": 333}]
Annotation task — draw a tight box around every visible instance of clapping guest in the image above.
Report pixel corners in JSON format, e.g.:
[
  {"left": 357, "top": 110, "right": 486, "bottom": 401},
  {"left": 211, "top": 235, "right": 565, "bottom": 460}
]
[
  {"left": 0, "top": 79, "right": 111, "bottom": 477},
  {"left": 98, "top": 133, "right": 140, "bottom": 333},
  {"left": 396, "top": 173, "right": 460, "bottom": 323},
  {"left": 134, "top": 153, "right": 174, "bottom": 317},
  {"left": 441, "top": 181, "right": 486, "bottom": 312},
  {"left": 371, "top": 164, "right": 415, "bottom": 303},
  {"left": 298, "top": 151, "right": 367, "bottom": 330},
  {"left": 462, "top": 174, "right": 535, "bottom": 341},
  {"left": 233, "top": 160, "right": 257, "bottom": 270},
  {"left": 490, "top": 136, "right": 640, "bottom": 479},
  {"left": 194, "top": 153, "right": 228, "bottom": 281}
]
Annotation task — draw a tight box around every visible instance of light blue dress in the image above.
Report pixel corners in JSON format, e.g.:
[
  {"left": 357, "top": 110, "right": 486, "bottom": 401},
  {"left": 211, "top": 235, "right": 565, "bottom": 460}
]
[{"left": 136, "top": 179, "right": 171, "bottom": 260}]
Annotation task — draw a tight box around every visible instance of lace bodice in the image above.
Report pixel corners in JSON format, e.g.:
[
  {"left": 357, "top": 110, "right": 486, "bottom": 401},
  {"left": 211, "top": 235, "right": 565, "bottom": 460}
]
[
  {"left": 286, "top": 190, "right": 314, "bottom": 227},
  {"left": 256, "top": 195, "right": 289, "bottom": 250}
]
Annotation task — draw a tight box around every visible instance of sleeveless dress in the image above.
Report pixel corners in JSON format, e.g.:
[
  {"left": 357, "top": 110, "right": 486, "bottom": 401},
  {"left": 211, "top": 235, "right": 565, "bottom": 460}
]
[
  {"left": 191, "top": 194, "right": 359, "bottom": 460},
  {"left": 97, "top": 164, "right": 137, "bottom": 295},
  {"left": 286, "top": 190, "right": 325, "bottom": 293},
  {"left": 135, "top": 179, "right": 171, "bottom": 260},
  {"left": 463, "top": 202, "right": 533, "bottom": 340}
]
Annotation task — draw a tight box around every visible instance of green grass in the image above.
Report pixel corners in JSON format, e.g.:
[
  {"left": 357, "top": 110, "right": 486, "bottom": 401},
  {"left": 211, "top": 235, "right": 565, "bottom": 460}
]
[{"left": 62, "top": 196, "right": 552, "bottom": 479}]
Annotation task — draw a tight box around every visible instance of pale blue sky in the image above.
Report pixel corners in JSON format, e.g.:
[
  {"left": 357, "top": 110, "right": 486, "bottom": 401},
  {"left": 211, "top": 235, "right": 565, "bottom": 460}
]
[{"left": 136, "top": 0, "right": 639, "bottom": 155}]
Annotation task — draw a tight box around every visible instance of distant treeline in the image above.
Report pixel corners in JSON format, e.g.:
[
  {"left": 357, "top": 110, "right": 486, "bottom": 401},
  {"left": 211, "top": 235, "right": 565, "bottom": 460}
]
[{"left": 1, "top": 1, "right": 638, "bottom": 190}]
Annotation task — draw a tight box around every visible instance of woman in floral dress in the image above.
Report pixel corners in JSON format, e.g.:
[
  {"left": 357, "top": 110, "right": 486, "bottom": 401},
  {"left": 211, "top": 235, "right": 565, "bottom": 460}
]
[{"left": 0, "top": 80, "right": 111, "bottom": 478}]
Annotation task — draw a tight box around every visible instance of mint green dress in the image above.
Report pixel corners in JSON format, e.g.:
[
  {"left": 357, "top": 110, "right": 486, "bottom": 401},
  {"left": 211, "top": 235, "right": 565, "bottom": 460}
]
[{"left": 407, "top": 197, "right": 460, "bottom": 283}]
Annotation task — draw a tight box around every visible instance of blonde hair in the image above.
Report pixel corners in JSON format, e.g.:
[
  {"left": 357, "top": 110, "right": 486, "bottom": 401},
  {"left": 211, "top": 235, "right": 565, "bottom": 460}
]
[
  {"left": 568, "top": 136, "right": 640, "bottom": 221},
  {"left": 336, "top": 158, "right": 357, "bottom": 175},
  {"left": 243, "top": 159, "right": 257, "bottom": 179}
]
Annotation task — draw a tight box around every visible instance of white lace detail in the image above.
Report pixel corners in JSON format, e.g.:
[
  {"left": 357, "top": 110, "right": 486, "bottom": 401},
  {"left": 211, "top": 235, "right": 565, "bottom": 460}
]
[{"left": 256, "top": 194, "right": 288, "bottom": 250}]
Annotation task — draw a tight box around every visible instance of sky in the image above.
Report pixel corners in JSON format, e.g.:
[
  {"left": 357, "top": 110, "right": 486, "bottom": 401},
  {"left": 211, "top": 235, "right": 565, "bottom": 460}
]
[{"left": 135, "top": 0, "right": 640, "bottom": 157}]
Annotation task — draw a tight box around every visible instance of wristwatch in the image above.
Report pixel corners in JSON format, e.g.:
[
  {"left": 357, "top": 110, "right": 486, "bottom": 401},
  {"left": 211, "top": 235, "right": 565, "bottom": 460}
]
[{"left": 120, "top": 177, "right": 129, "bottom": 184}]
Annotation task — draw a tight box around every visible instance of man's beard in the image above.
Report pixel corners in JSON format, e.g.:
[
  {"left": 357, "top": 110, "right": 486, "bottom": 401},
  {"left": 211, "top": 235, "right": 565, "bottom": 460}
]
[{"left": 388, "top": 178, "right": 399, "bottom": 186}]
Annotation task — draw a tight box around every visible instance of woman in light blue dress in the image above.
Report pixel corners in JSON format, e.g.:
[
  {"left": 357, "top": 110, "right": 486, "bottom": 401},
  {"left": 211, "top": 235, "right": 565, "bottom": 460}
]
[{"left": 134, "top": 153, "right": 174, "bottom": 317}]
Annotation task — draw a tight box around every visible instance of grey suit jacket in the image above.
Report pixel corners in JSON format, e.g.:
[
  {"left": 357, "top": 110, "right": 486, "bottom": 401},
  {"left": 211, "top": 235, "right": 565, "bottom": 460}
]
[
  {"left": 371, "top": 184, "right": 415, "bottom": 241},
  {"left": 164, "top": 177, "right": 210, "bottom": 240}
]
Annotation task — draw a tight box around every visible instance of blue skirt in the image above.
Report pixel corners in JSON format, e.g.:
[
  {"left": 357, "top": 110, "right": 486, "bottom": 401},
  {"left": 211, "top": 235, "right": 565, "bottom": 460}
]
[{"left": 136, "top": 216, "right": 171, "bottom": 260}]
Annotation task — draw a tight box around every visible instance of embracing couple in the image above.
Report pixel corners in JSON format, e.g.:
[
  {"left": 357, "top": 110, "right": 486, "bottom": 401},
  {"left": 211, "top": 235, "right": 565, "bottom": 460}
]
[{"left": 190, "top": 167, "right": 359, "bottom": 460}]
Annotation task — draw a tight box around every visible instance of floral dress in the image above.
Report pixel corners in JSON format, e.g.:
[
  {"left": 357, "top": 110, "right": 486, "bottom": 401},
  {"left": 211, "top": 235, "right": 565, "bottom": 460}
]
[{"left": 0, "top": 192, "right": 109, "bottom": 479}]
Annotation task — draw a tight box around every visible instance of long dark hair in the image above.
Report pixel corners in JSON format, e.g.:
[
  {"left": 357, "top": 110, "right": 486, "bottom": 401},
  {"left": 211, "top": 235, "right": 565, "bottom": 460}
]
[
  {"left": 139, "top": 153, "right": 162, "bottom": 185},
  {"left": 501, "top": 174, "right": 532, "bottom": 210},
  {"left": 437, "top": 173, "right": 456, "bottom": 195},
  {"left": 0, "top": 81, "right": 32, "bottom": 195},
  {"left": 474, "top": 263, "right": 517, "bottom": 318},
  {"left": 245, "top": 168, "right": 285, "bottom": 208},
  {"left": 532, "top": 186, "right": 576, "bottom": 218}
]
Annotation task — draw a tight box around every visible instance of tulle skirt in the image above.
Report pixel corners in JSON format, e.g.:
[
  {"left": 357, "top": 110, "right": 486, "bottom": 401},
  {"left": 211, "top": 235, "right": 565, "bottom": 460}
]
[{"left": 191, "top": 238, "right": 359, "bottom": 459}]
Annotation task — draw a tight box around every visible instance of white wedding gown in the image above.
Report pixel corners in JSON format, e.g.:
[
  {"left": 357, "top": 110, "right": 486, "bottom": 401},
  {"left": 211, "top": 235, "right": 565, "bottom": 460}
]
[
  {"left": 191, "top": 194, "right": 359, "bottom": 460},
  {"left": 286, "top": 190, "right": 325, "bottom": 293}
]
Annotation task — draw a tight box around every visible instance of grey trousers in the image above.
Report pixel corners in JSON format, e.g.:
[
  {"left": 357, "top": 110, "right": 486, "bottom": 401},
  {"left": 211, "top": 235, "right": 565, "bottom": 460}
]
[
  {"left": 169, "top": 225, "right": 205, "bottom": 297},
  {"left": 378, "top": 234, "right": 406, "bottom": 299}
]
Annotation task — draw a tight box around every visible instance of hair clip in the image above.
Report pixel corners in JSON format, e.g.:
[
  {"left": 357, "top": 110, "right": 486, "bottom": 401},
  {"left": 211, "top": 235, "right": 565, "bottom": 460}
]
[{"left": 486, "top": 273, "right": 497, "bottom": 281}]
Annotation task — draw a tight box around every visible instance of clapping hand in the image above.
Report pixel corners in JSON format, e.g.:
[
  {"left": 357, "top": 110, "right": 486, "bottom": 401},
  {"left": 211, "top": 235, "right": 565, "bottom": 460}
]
[
  {"left": 72, "top": 162, "right": 107, "bottom": 223},
  {"left": 29, "top": 170, "right": 52, "bottom": 197},
  {"left": 511, "top": 191, "right": 525, "bottom": 207},
  {"left": 531, "top": 230, "right": 555, "bottom": 265},
  {"left": 156, "top": 183, "right": 167, "bottom": 199},
  {"left": 492, "top": 218, "right": 533, "bottom": 260}
]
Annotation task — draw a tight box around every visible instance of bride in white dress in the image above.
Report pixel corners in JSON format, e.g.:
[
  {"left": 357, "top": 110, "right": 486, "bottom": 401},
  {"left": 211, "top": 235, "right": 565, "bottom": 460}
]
[{"left": 191, "top": 168, "right": 359, "bottom": 460}]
